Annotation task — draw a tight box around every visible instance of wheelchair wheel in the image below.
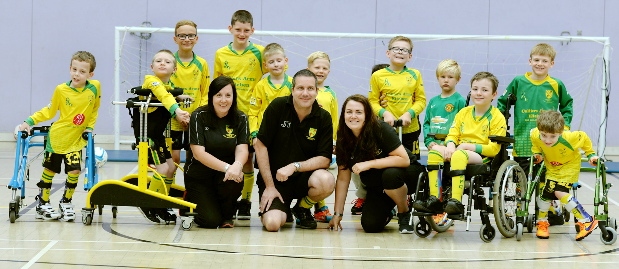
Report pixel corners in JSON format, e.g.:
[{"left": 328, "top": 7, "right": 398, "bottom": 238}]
[
  {"left": 609, "top": 217, "right": 618, "bottom": 230},
  {"left": 493, "top": 160, "right": 527, "bottom": 238},
  {"left": 525, "top": 213, "right": 535, "bottom": 233},
  {"left": 426, "top": 214, "right": 454, "bottom": 233},
  {"left": 600, "top": 227, "right": 617, "bottom": 245},
  {"left": 480, "top": 224, "right": 496, "bottom": 243},
  {"left": 562, "top": 206, "right": 570, "bottom": 223},
  {"left": 516, "top": 223, "right": 524, "bottom": 241},
  {"left": 413, "top": 218, "right": 432, "bottom": 238}
]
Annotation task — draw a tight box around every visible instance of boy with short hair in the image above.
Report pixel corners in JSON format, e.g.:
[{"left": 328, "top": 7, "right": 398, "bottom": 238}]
[
  {"left": 307, "top": 51, "right": 338, "bottom": 222},
  {"left": 531, "top": 110, "right": 598, "bottom": 241},
  {"left": 412, "top": 59, "right": 466, "bottom": 215},
  {"left": 414, "top": 72, "right": 506, "bottom": 215},
  {"left": 17, "top": 51, "right": 100, "bottom": 221},
  {"left": 248, "top": 43, "right": 292, "bottom": 140},
  {"left": 135, "top": 49, "right": 191, "bottom": 223},
  {"left": 497, "top": 43, "right": 573, "bottom": 174},
  {"left": 170, "top": 20, "right": 211, "bottom": 168},
  {"left": 350, "top": 63, "right": 389, "bottom": 215},
  {"left": 368, "top": 36, "right": 426, "bottom": 161},
  {"left": 214, "top": 10, "right": 265, "bottom": 220}
]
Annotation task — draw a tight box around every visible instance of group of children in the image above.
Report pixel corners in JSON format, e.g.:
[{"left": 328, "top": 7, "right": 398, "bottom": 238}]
[{"left": 16, "top": 9, "right": 601, "bottom": 241}]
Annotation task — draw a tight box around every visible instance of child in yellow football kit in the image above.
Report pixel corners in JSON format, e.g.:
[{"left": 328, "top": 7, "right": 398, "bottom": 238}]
[
  {"left": 414, "top": 72, "right": 506, "bottom": 215},
  {"left": 214, "top": 10, "right": 265, "bottom": 219},
  {"left": 531, "top": 110, "right": 599, "bottom": 241},
  {"left": 134, "top": 49, "right": 191, "bottom": 223},
  {"left": 18, "top": 51, "right": 100, "bottom": 222}
]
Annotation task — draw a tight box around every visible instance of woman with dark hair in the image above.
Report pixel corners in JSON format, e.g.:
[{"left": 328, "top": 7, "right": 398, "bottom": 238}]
[
  {"left": 329, "top": 94, "right": 422, "bottom": 233},
  {"left": 183, "top": 76, "right": 249, "bottom": 228}
]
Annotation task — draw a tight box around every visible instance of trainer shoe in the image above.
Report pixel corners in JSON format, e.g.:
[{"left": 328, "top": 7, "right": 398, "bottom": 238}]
[
  {"left": 36, "top": 202, "right": 61, "bottom": 220},
  {"left": 397, "top": 211, "right": 414, "bottom": 234},
  {"left": 237, "top": 199, "right": 251, "bottom": 220},
  {"left": 432, "top": 213, "right": 448, "bottom": 226},
  {"left": 536, "top": 220, "right": 550, "bottom": 239},
  {"left": 444, "top": 198, "right": 464, "bottom": 215},
  {"left": 157, "top": 208, "right": 177, "bottom": 223},
  {"left": 314, "top": 206, "right": 333, "bottom": 223},
  {"left": 138, "top": 207, "right": 160, "bottom": 224},
  {"left": 58, "top": 200, "right": 76, "bottom": 222},
  {"left": 292, "top": 205, "right": 317, "bottom": 229},
  {"left": 350, "top": 198, "right": 365, "bottom": 215},
  {"left": 220, "top": 219, "right": 234, "bottom": 228},
  {"left": 575, "top": 218, "right": 598, "bottom": 241}
]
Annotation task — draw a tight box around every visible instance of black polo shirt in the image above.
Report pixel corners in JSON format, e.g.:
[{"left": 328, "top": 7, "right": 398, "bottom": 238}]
[{"left": 257, "top": 95, "right": 333, "bottom": 179}]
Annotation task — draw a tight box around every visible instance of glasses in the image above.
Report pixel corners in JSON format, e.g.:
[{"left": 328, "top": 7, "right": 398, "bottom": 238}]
[
  {"left": 389, "top": 47, "right": 411, "bottom": 54},
  {"left": 176, "top": 34, "right": 197, "bottom": 40}
]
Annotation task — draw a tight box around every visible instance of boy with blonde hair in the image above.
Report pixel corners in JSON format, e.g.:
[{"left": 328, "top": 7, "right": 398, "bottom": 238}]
[
  {"left": 412, "top": 59, "right": 466, "bottom": 214},
  {"left": 169, "top": 20, "right": 211, "bottom": 168},
  {"left": 17, "top": 51, "right": 100, "bottom": 221},
  {"left": 306, "top": 51, "right": 338, "bottom": 222},
  {"left": 135, "top": 49, "right": 191, "bottom": 223},
  {"left": 414, "top": 72, "right": 506, "bottom": 215},
  {"left": 368, "top": 36, "right": 426, "bottom": 161},
  {"left": 531, "top": 110, "right": 598, "bottom": 241},
  {"left": 214, "top": 10, "right": 265, "bottom": 220}
]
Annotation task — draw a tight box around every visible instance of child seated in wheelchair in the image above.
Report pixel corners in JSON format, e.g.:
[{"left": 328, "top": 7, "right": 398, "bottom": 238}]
[
  {"left": 531, "top": 110, "right": 599, "bottom": 241},
  {"left": 412, "top": 71, "right": 506, "bottom": 215},
  {"left": 133, "top": 49, "right": 191, "bottom": 223}
]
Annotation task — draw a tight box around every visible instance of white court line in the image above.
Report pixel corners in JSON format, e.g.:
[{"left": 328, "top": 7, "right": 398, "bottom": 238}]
[
  {"left": 576, "top": 181, "right": 619, "bottom": 207},
  {"left": 21, "top": 240, "right": 57, "bottom": 269}
]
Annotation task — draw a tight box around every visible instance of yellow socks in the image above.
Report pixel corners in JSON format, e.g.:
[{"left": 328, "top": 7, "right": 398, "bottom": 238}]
[
  {"left": 450, "top": 150, "right": 469, "bottom": 202},
  {"left": 40, "top": 169, "right": 55, "bottom": 201},
  {"left": 427, "top": 150, "right": 444, "bottom": 197},
  {"left": 148, "top": 174, "right": 168, "bottom": 195},
  {"left": 299, "top": 196, "right": 317, "bottom": 209},
  {"left": 241, "top": 172, "right": 254, "bottom": 200},
  {"left": 63, "top": 173, "right": 80, "bottom": 200}
]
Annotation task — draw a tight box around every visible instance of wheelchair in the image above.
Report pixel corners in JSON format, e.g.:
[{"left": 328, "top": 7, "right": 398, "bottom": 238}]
[
  {"left": 412, "top": 133, "right": 525, "bottom": 242},
  {"left": 8, "top": 126, "right": 100, "bottom": 223}
]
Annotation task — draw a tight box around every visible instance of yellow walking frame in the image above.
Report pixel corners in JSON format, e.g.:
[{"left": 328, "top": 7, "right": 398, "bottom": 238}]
[{"left": 81, "top": 87, "right": 197, "bottom": 230}]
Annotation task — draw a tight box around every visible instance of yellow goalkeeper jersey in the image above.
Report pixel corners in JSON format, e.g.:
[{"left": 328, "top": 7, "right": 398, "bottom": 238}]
[
  {"left": 531, "top": 128, "right": 597, "bottom": 184},
  {"left": 316, "top": 86, "right": 338, "bottom": 142},
  {"left": 248, "top": 74, "right": 293, "bottom": 137},
  {"left": 214, "top": 41, "right": 265, "bottom": 114},
  {"left": 170, "top": 52, "right": 210, "bottom": 131},
  {"left": 368, "top": 66, "right": 426, "bottom": 134},
  {"left": 445, "top": 105, "right": 506, "bottom": 158},
  {"left": 25, "top": 80, "right": 101, "bottom": 154}
]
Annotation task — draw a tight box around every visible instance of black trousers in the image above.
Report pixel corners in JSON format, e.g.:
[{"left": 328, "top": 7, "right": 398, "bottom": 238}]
[{"left": 184, "top": 172, "right": 243, "bottom": 228}]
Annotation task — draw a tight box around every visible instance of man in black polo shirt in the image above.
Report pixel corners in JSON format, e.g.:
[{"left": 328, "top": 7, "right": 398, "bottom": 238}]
[{"left": 254, "top": 69, "right": 335, "bottom": 231}]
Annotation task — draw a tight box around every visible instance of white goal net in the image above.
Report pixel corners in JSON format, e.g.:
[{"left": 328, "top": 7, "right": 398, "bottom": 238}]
[{"left": 113, "top": 26, "right": 610, "bottom": 156}]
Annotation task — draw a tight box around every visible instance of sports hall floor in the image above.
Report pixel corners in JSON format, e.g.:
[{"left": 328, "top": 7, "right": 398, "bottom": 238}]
[{"left": 2, "top": 141, "right": 619, "bottom": 269}]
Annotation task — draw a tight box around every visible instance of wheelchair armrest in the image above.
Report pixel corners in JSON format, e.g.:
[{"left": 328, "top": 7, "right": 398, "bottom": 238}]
[
  {"left": 129, "top": 86, "right": 184, "bottom": 97},
  {"left": 489, "top": 135, "right": 514, "bottom": 144},
  {"left": 428, "top": 133, "right": 447, "bottom": 141}
]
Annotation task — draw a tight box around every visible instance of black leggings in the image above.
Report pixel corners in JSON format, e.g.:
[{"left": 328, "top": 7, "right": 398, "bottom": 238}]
[
  {"left": 184, "top": 173, "right": 243, "bottom": 228},
  {"left": 359, "top": 164, "right": 422, "bottom": 233}
]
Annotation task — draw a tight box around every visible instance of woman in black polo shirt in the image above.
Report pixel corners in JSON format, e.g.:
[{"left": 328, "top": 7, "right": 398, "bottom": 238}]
[
  {"left": 329, "top": 94, "right": 422, "bottom": 233},
  {"left": 183, "top": 76, "right": 249, "bottom": 228}
]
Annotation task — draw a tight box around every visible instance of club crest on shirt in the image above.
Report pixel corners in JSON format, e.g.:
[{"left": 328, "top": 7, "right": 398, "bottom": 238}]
[
  {"left": 545, "top": 90, "right": 553, "bottom": 100},
  {"left": 223, "top": 125, "right": 236, "bottom": 139},
  {"left": 307, "top": 128, "right": 317, "bottom": 140},
  {"left": 151, "top": 81, "right": 160, "bottom": 87},
  {"left": 445, "top": 103, "right": 454, "bottom": 112}
]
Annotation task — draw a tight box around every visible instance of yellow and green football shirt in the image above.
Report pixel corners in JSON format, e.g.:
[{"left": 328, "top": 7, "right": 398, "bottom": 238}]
[
  {"left": 248, "top": 74, "right": 293, "bottom": 138},
  {"left": 25, "top": 80, "right": 101, "bottom": 154},
  {"left": 214, "top": 41, "right": 265, "bottom": 114},
  {"left": 368, "top": 66, "right": 426, "bottom": 134},
  {"left": 531, "top": 128, "right": 596, "bottom": 184},
  {"left": 445, "top": 105, "right": 506, "bottom": 158},
  {"left": 316, "top": 86, "right": 338, "bottom": 142},
  {"left": 140, "top": 75, "right": 180, "bottom": 115},
  {"left": 170, "top": 52, "right": 210, "bottom": 131}
]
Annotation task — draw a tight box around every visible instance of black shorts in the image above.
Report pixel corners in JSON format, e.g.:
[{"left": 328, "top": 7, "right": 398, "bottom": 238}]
[
  {"left": 540, "top": 178, "right": 572, "bottom": 200},
  {"left": 257, "top": 171, "right": 312, "bottom": 213},
  {"left": 42, "top": 150, "right": 82, "bottom": 174},
  {"left": 170, "top": 130, "right": 189, "bottom": 151},
  {"left": 402, "top": 129, "right": 421, "bottom": 160}
]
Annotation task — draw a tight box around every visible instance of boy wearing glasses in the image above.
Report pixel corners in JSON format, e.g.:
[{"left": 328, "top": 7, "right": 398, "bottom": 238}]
[
  {"left": 214, "top": 10, "right": 265, "bottom": 220},
  {"left": 369, "top": 35, "right": 426, "bottom": 160},
  {"left": 170, "top": 20, "right": 211, "bottom": 173}
]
